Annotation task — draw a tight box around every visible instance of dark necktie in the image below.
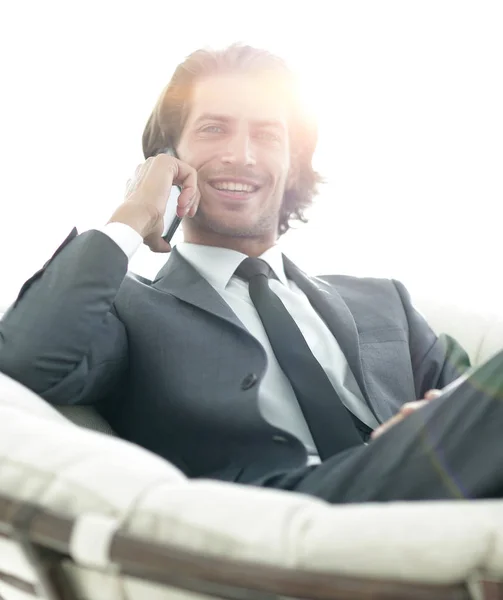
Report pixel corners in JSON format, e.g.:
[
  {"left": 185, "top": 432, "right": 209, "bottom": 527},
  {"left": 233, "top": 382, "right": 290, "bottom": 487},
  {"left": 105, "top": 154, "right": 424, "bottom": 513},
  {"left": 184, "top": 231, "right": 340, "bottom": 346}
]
[{"left": 235, "top": 257, "right": 363, "bottom": 460}]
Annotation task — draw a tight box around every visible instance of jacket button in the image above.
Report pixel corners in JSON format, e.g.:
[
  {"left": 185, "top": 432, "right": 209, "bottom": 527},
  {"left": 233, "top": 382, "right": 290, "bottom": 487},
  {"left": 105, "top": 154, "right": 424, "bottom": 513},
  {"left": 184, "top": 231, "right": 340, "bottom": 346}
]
[{"left": 241, "top": 373, "right": 258, "bottom": 390}]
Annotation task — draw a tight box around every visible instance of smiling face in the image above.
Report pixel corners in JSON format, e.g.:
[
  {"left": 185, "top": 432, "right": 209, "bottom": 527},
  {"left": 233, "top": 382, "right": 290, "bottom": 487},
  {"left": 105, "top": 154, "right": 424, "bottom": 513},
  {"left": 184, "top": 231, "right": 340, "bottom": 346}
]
[{"left": 176, "top": 73, "right": 294, "bottom": 253}]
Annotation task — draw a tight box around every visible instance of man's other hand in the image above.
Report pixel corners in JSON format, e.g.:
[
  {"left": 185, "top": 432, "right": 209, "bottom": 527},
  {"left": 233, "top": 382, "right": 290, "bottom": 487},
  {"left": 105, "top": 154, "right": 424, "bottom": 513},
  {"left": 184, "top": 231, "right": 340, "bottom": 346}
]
[{"left": 370, "top": 389, "right": 443, "bottom": 440}]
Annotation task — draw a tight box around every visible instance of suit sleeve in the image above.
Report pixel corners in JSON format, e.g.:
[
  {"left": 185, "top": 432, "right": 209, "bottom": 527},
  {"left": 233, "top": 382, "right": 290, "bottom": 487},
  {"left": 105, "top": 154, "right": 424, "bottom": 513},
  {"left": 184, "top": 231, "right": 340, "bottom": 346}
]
[
  {"left": 0, "top": 228, "right": 129, "bottom": 406},
  {"left": 392, "top": 279, "right": 471, "bottom": 399}
]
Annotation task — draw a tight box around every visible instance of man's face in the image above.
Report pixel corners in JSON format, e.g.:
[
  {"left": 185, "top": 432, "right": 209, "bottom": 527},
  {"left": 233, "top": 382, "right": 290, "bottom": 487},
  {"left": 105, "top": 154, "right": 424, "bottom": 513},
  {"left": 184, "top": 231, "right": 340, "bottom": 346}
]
[{"left": 176, "top": 73, "right": 292, "bottom": 243}]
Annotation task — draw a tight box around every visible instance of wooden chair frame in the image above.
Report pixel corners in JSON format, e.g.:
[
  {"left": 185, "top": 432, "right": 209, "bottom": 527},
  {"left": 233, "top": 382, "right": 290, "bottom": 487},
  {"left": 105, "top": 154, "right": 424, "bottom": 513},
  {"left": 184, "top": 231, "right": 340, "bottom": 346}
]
[{"left": 2, "top": 493, "right": 502, "bottom": 600}]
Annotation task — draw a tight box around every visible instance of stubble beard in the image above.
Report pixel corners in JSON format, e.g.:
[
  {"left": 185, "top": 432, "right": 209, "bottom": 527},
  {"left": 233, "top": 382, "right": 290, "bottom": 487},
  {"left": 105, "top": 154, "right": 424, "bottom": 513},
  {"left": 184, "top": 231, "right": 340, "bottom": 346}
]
[{"left": 191, "top": 202, "right": 279, "bottom": 240}]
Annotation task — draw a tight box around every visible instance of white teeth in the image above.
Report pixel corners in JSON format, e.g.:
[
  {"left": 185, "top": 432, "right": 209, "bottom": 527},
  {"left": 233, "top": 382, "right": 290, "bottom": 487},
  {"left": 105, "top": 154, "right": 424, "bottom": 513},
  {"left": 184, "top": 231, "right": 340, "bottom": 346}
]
[{"left": 212, "top": 181, "right": 256, "bottom": 192}]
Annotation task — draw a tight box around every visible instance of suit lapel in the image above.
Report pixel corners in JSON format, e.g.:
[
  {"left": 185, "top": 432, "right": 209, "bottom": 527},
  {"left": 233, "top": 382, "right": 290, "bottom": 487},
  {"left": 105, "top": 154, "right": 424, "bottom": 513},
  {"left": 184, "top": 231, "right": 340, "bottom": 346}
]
[
  {"left": 153, "top": 249, "right": 374, "bottom": 420},
  {"left": 283, "top": 255, "right": 373, "bottom": 409},
  {"left": 151, "top": 248, "right": 248, "bottom": 334}
]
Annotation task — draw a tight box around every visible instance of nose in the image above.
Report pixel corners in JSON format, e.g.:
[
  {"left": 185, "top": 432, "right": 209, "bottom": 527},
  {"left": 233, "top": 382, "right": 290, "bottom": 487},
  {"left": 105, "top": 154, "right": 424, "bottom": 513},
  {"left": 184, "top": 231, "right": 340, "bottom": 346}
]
[{"left": 221, "top": 132, "right": 256, "bottom": 167}]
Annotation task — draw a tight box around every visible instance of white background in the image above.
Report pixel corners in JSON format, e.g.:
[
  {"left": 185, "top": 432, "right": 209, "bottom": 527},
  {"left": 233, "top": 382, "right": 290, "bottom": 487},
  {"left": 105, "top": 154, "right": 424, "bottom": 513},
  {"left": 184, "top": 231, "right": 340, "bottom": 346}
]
[{"left": 0, "top": 0, "right": 502, "bottom": 312}]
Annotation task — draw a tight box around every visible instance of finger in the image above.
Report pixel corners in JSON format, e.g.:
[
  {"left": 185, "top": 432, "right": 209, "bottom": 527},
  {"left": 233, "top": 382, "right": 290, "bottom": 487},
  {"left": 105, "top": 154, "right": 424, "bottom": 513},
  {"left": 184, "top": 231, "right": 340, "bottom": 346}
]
[
  {"left": 137, "top": 156, "right": 181, "bottom": 207},
  {"left": 399, "top": 399, "right": 428, "bottom": 416},
  {"left": 371, "top": 413, "right": 404, "bottom": 440},
  {"left": 187, "top": 189, "right": 201, "bottom": 218},
  {"left": 143, "top": 232, "right": 172, "bottom": 254},
  {"left": 135, "top": 160, "right": 153, "bottom": 182},
  {"left": 372, "top": 396, "right": 434, "bottom": 441},
  {"left": 177, "top": 186, "right": 196, "bottom": 213},
  {"left": 424, "top": 389, "right": 443, "bottom": 400},
  {"left": 170, "top": 157, "right": 198, "bottom": 191},
  {"left": 126, "top": 162, "right": 151, "bottom": 199},
  {"left": 153, "top": 154, "right": 198, "bottom": 196},
  {"left": 145, "top": 156, "right": 197, "bottom": 218},
  {"left": 188, "top": 202, "right": 198, "bottom": 218},
  {"left": 371, "top": 422, "right": 393, "bottom": 440}
]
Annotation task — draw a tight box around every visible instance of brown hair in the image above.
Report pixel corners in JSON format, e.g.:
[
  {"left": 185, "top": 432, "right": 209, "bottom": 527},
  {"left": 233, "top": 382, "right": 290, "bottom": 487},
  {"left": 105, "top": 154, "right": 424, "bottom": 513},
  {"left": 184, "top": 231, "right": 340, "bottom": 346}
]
[{"left": 142, "top": 44, "right": 323, "bottom": 235}]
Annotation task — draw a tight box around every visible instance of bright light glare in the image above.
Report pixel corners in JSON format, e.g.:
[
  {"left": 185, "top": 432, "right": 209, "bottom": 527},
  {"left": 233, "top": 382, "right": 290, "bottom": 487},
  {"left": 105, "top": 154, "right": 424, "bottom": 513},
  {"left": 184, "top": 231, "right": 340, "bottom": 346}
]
[{"left": 0, "top": 1, "right": 502, "bottom": 313}]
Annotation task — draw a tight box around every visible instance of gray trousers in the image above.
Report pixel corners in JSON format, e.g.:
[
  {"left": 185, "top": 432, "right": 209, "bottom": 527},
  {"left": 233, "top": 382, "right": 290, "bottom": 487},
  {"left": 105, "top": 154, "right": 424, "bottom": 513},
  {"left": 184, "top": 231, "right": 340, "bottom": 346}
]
[{"left": 256, "top": 350, "right": 503, "bottom": 503}]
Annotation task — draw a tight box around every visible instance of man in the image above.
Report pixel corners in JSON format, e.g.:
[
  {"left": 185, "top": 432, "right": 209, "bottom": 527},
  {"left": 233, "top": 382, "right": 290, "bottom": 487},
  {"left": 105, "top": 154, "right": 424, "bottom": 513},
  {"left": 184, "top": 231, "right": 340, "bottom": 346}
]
[{"left": 1, "top": 44, "right": 502, "bottom": 503}]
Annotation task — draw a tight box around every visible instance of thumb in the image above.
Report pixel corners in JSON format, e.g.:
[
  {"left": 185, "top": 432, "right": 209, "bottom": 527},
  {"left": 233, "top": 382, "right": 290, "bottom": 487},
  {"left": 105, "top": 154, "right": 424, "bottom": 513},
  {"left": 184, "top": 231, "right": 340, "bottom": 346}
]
[
  {"left": 424, "top": 389, "right": 443, "bottom": 400},
  {"left": 400, "top": 399, "right": 428, "bottom": 416},
  {"left": 144, "top": 233, "right": 172, "bottom": 254}
]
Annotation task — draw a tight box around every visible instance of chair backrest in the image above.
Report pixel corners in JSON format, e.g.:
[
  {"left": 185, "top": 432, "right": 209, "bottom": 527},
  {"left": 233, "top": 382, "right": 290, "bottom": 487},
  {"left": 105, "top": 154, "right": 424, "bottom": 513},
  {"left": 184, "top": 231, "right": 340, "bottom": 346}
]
[
  {"left": 413, "top": 295, "right": 503, "bottom": 366},
  {"left": 2, "top": 368, "right": 503, "bottom": 600},
  {"left": 2, "top": 491, "right": 497, "bottom": 600}
]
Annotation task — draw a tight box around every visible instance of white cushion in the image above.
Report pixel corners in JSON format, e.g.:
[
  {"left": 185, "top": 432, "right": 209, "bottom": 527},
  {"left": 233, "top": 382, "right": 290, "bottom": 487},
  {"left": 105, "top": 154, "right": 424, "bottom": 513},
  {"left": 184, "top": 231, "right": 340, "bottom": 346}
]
[
  {"left": 414, "top": 296, "right": 503, "bottom": 365},
  {"left": 0, "top": 374, "right": 186, "bottom": 517},
  {"left": 2, "top": 298, "right": 503, "bottom": 599},
  {"left": 1, "top": 370, "right": 503, "bottom": 597},
  {"left": 0, "top": 369, "right": 68, "bottom": 423}
]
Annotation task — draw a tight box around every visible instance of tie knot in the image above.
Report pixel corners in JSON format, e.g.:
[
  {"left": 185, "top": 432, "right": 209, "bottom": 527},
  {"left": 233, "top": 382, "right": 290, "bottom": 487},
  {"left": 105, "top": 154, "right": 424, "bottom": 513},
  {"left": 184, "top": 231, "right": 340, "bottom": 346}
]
[{"left": 235, "top": 257, "right": 273, "bottom": 282}]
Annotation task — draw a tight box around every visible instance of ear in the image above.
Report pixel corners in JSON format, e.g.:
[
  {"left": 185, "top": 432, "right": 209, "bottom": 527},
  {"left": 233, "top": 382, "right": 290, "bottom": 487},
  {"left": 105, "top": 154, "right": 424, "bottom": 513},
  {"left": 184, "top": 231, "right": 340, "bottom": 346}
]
[
  {"left": 286, "top": 147, "right": 300, "bottom": 190},
  {"left": 286, "top": 164, "right": 298, "bottom": 190}
]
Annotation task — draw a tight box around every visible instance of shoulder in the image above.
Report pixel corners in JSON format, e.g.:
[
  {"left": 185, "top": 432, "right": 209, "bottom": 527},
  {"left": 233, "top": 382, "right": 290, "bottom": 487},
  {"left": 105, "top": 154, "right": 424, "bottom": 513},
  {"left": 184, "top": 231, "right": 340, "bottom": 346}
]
[
  {"left": 124, "top": 271, "right": 153, "bottom": 287},
  {"left": 114, "top": 272, "right": 156, "bottom": 308},
  {"left": 316, "top": 273, "right": 407, "bottom": 304},
  {"left": 315, "top": 274, "right": 415, "bottom": 330}
]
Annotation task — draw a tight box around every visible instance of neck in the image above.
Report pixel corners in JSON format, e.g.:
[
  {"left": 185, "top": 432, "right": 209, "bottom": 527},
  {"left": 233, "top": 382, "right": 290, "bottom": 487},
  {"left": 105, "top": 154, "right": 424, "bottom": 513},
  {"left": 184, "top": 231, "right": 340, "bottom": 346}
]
[{"left": 183, "top": 227, "right": 277, "bottom": 257}]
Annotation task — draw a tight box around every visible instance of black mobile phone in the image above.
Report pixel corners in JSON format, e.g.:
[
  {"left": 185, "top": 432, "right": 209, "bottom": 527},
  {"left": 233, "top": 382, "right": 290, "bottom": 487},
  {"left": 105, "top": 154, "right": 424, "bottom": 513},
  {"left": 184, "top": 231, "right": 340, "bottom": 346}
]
[{"left": 155, "top": 147, "right": 182, "bottom": 243}]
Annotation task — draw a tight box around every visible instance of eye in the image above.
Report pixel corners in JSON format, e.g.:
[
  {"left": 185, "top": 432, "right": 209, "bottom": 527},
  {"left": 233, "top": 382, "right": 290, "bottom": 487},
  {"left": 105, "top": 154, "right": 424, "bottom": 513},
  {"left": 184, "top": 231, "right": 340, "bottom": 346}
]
[
  {"left": 256, "top": 130, "right": 281, "bottom": 142},
  {"left": 200, "top": 125, "right": 224, "bottom": 133}
]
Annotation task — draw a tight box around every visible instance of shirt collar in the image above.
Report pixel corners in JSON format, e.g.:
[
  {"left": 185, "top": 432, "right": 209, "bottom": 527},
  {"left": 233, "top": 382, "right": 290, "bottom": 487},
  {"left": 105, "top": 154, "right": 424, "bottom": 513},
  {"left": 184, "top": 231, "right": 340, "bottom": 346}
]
[{"left": 175, "top": 242, "right": 289, "bottom": 290}]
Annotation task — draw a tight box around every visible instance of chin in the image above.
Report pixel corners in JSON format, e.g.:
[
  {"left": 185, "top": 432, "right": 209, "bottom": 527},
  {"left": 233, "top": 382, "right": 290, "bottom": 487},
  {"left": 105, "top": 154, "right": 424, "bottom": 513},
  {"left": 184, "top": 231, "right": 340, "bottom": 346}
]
[{"left": 196, "top": 209, "right": 273, "bottom": 239}]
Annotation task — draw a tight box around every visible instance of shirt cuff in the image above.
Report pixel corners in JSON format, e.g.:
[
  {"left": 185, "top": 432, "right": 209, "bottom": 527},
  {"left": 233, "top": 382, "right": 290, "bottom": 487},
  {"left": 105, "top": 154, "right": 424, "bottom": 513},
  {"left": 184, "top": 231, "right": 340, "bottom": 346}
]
[{"left": 94, "top": 222, "right": 143, "bottom": 260}]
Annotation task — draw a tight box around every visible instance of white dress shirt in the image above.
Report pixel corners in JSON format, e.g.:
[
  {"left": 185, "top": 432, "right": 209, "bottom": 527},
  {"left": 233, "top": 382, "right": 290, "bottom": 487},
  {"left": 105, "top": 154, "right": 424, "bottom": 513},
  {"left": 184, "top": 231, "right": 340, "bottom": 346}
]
[{"left": 96, "top": 224, "right": 379, "bottom": 463}]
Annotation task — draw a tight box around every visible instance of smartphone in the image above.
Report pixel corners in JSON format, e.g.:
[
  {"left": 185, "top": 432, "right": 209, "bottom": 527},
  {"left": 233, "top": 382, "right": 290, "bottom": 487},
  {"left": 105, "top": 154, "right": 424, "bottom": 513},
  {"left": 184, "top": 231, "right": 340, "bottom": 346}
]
[
  {"left": 154, "top": 147, "right": 182, "bottom": 243},
  {"left": 162, "top": 185, "right": 182, "bottom": 242}
]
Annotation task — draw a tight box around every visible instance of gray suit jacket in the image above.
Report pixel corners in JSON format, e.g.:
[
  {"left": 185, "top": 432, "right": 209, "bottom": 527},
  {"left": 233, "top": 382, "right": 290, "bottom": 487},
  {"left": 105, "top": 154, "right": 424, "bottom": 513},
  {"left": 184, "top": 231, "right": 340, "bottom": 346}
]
[{"left": 0, "top": 229, "right": 470, "bottom": 482}]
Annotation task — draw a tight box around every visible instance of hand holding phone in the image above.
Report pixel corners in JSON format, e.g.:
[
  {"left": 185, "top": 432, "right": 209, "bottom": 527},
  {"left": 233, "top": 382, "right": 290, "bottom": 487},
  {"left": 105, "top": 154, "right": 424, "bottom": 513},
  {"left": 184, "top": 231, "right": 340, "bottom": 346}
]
[
  {"left": 157, "top": 148, "right": 185, "bottom": 243},
  {"left": 110, "top": 148, "right": 199, "bottom": 252},
  {"left": 162, "top": 184, "right": 182, "bottom": 242}
]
